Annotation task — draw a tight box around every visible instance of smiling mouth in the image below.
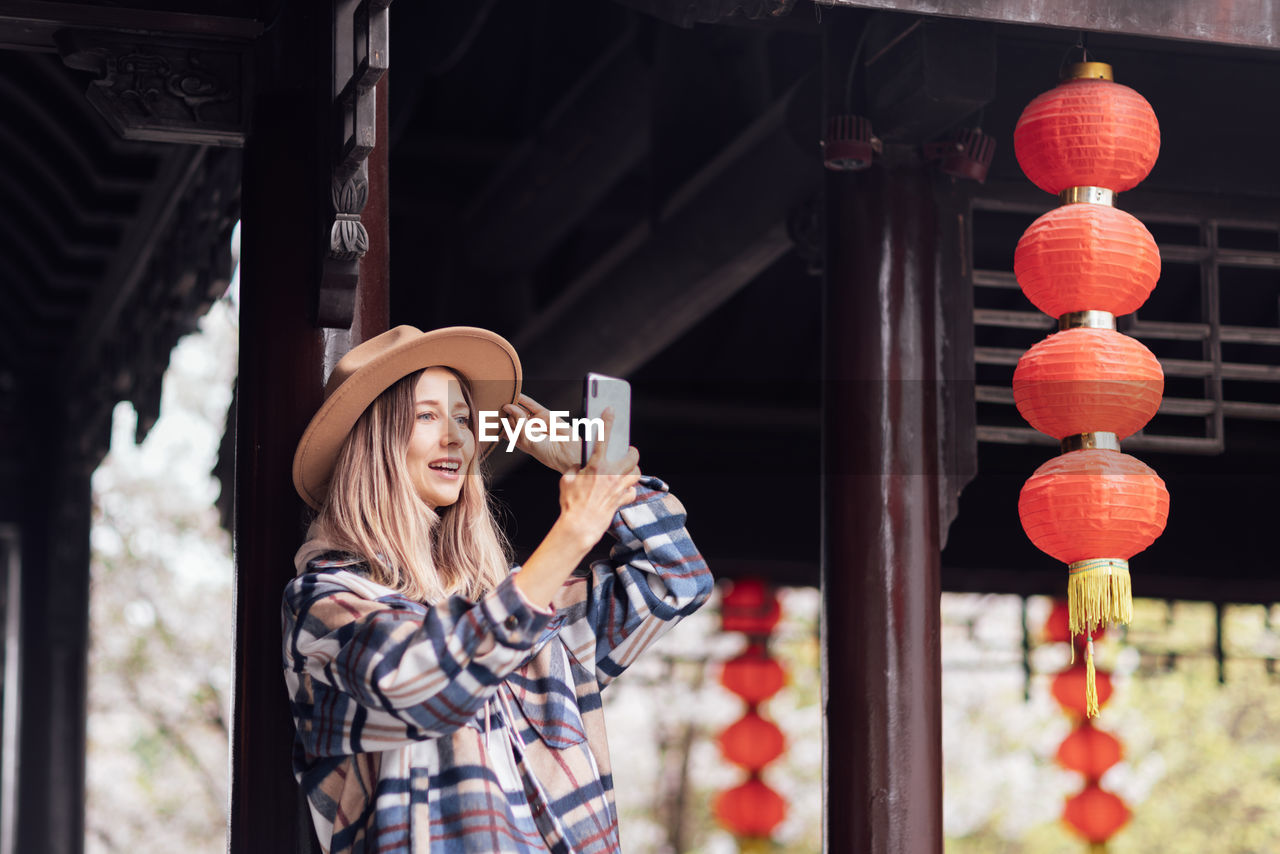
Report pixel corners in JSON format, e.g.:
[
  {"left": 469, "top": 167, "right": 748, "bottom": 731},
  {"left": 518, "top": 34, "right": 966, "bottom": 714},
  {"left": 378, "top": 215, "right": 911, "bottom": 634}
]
[{"left": 428, "top": 460, "right": 462, "bottom": 479}]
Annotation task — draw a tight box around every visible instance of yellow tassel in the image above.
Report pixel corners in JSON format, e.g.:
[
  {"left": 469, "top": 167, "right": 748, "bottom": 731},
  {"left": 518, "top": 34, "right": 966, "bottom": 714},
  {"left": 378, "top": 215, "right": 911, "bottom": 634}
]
[
  {"left": 1085, "top": 635, "right": 1100, "bottom": 719},
  {"left": 1068, "top": 558, "right": 1133, "bottom": 636}
]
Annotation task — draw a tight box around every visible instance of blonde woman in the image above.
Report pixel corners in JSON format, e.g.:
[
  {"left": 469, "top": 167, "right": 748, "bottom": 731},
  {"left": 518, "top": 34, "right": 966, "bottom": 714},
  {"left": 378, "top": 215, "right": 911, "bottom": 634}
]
[{"left": 283, "top": 325, "right": 712, "bottom": 853}]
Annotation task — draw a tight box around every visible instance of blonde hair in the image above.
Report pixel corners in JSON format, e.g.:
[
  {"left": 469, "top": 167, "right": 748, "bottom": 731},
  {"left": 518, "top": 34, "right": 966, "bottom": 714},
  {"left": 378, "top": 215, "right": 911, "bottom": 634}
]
[{"left": 310, "top": 368, "right": 511, "bottom": 602}]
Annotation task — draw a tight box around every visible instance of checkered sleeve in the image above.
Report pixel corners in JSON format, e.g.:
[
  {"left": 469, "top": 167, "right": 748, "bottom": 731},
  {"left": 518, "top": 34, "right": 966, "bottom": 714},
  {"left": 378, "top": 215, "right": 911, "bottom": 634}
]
[
  {"left": 283, "top": 571, "right": 553, "bottom": 756},
  {"left": 554, "top": 475, "right": 713, "bottom": 689}
]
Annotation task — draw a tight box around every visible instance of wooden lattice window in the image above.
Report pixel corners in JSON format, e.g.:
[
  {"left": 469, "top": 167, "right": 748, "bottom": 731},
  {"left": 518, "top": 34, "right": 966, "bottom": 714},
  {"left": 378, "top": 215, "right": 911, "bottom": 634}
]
[{"left": 970, "top": 190, "right": 1280, "bottom": 454}]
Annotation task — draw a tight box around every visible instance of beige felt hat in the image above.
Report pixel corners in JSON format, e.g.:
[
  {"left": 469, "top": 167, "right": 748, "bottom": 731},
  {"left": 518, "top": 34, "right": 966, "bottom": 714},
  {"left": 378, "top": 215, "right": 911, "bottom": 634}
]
[{"left": 292, "top": 325, "right": 521, "bottom": 509}]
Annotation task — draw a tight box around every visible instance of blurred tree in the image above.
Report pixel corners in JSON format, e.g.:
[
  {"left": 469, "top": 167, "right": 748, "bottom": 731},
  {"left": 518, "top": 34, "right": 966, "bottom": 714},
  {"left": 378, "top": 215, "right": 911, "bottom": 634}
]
[{"left": 85, "top": 300, "right": 237, "bottom": 854}]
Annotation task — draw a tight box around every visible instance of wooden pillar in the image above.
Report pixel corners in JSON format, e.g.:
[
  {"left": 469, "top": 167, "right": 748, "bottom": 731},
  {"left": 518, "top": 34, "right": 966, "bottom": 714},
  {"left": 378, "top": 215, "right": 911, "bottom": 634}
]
[
  {"left": 231, "top": 3, "right": 326, "bottom": 851},
  {"left": 230, "top": 1, "right": 390, "bottom": 849},
  {"left": 15, "top": 390, "right": 91, "bottom": 854},
  {"left": 821, "top": 150, "right": 943, "bottom": 852}
]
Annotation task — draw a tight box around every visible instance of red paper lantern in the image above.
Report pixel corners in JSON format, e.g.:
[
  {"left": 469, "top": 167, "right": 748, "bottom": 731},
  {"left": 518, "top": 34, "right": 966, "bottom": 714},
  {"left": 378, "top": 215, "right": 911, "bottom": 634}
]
[
  {"left": 1013, "top": 328, "right": 1164, "bottom": 440},
  {"left": 1052, "top": 663, "right": 1114, "bottom": 716},
  {"left": 714, "top": 777, "right": 787, "bottom": 838},
  {"left": 1014, "top": 75, "right": 1160, "bottom": 194},
  {"left": 721, "top": 578, "right": 781, "bottom": 635},
  {"left": 721, "top": 644, "right": 787, "bottom": 704},
  {"left": 1014, "top": 203, "right": 1160, "bottom": 317},
  {"left": 1063, "top": 782, "right": 1131, "bottom": 843},
  {"left": 1019, "top": 449, "right": 1169, "bottom": 564},
  {"left": 719, "top": 710, "right": 786, "bottom": 770},
  {"left": 1014, "top": 59, "right": 1164, "bottom": 720},
  {"left": 1056, "top": 721, "right": 1123, "bottom": 779}
]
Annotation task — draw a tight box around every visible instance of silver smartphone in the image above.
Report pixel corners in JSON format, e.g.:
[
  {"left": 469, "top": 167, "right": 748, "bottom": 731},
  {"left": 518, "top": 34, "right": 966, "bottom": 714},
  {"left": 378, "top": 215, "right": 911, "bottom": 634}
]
[{"left": 581, "top": 373, "right": 631, "bottom": 467}]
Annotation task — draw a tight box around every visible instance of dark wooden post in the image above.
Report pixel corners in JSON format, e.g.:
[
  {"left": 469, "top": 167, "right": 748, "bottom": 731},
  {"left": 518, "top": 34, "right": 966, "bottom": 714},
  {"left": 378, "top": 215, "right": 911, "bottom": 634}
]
[
  {"left": 230, "top": 2, "right": 391, "bottom": 849},
  {"left": 15, "top": 392, "right": 91, "bottom": 854},
  {"left": 230, "top": 3, "right": 327, "bottom": 851},
  {"left": 822, "top": 150, "right": 944, "bottom": 852}
]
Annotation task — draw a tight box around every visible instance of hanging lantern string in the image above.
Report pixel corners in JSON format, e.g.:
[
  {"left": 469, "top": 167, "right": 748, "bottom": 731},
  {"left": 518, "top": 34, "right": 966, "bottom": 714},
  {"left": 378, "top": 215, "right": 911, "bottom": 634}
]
[{"left": 1057, "top": 31, "right": 1092, "bottom": 79}]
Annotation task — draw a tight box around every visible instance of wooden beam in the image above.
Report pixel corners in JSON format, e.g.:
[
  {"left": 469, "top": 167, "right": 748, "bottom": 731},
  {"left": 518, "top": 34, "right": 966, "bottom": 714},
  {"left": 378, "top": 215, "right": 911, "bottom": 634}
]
[
  {"left": 460, "top": 35, "right": 651, "bottom": 276},
  {"left": 815, "top": 0, "right": 1280, "bottom": 50},
  {"left": 487, "top": 77, "right": 820, "bottom": 479},
  {"left": 63, "top": 147, "right": 207, "bottom": 381},
  {"left": 0, "top": 1, "right": 261, "bottom": 51}
]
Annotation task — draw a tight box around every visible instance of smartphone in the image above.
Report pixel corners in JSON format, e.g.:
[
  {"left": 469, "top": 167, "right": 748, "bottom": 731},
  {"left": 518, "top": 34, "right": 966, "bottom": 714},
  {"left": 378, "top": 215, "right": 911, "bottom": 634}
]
[{"left": 581, "top": 372, "right": 631, "bottom": 467}]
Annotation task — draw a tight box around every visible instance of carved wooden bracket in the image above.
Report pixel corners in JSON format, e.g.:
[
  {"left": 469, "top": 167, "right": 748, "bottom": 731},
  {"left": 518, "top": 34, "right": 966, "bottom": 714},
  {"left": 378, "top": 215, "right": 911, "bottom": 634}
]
[
  {"left": 318, "top": 0, "right": 392, "bottom": 329},
  {"left": 56, "top": 30, "right": 250, "bottom": 147}
]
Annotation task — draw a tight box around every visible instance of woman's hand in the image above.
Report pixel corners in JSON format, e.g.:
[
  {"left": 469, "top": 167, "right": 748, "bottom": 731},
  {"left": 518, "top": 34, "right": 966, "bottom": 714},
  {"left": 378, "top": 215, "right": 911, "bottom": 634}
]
[
  {"left": 513, "top": 409, "right": 642, "bottom": 609},
  {"left": 555, "top": 407, "right": 642, "bottom": 549},
  {"left": 501, "top": 394, "right": 582, "bottom": 474}
]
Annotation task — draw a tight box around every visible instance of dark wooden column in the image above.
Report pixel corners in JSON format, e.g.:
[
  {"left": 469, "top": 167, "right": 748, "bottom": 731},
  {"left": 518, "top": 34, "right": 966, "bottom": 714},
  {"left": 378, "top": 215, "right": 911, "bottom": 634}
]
[
  {"left": 15, "top": 388, "right": 91, "bottom": 854},
  {"left": 231, "top": 3, "right": 391, "bottom": 850},
  {"left": 231, "top": 3, "right": 327, "bottom": 851},
  {"left": 822, "top": 150, "right": 943, "bottom": 852}
]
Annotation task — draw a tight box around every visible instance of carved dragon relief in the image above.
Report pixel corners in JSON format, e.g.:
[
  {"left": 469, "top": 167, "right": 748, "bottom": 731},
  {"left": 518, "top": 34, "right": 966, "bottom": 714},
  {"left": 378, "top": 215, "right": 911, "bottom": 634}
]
[{"left": 56, "top": 31, "right": 248, "bottom": 147}]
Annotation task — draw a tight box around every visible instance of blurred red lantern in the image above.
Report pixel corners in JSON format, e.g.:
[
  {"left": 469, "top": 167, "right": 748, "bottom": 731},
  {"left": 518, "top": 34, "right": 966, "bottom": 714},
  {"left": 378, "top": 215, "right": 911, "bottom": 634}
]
[
  {"left": 1014, "top": 202, "right": 1161, "bottom": 317},
  {"left": 1044, "top": 599, "right": 1073, "bottom": 643},
  {"left": 1013, "top": 328, "right": 1164, "bottom": 440},
  {"left": 721, "top": 578, "right": 781, "bottom": 635},
  {"left": 1053, "top": 662, "right": 1114, "bottom": 716},
  {"left": 721, "top": 644, "right": 786, "bottom": 704},
  {"left": 1063, "top": 782, "right": 1131, "bottom": 843},
  {"left": 1056, "top": 721, "right": 1123, "bottom": 779},
  {"left": 1044, "top": 599, "right": 1106, "bottom": 646},
  {"left": 1014, "top": 64, "right": 1160, "bottom": 195},
  {"left": 1019, "top": 449, "right": 1169, "bottom": 564},
  {"left": 718, "top": 709, "right": 786, "bottom": 771},
  {"left": 714, "top": 777, "right": 787, "bottom": 838}
]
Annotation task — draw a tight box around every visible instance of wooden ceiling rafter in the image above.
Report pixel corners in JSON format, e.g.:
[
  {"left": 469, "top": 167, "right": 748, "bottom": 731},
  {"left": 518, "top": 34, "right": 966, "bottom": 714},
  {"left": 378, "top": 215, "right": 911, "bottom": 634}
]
[{"left": 0, "top": 1, "right": 262, "bottom": 53}]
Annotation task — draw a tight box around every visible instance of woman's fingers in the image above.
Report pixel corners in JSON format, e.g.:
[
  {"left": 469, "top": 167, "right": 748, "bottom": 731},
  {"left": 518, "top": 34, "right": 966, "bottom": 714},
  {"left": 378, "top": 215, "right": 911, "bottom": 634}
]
[
  {"left": 586, "top": 407, "right": 614, "bottom": 469},
  {"left": 516, "top": 393, "right": 549, "bottom": 418}
]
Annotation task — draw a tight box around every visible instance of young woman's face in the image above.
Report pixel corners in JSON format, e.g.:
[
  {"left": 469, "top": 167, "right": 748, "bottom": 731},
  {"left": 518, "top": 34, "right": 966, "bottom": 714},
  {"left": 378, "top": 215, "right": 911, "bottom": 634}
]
[{"left": 406, "top": 367, "right": 476, "bottom": 509}]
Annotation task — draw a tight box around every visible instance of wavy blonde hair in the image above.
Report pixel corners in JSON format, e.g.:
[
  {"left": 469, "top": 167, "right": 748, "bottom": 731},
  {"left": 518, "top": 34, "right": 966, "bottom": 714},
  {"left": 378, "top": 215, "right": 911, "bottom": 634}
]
[{"left": 310, "top": 367, "right": 511, "bottom": 602}]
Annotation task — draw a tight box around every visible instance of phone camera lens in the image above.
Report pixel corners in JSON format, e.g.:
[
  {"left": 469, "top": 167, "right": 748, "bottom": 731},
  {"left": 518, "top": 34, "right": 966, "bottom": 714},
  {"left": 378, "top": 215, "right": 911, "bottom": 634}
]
[{"left": 591, "top": 379, "right": 598, "bottom": 396}]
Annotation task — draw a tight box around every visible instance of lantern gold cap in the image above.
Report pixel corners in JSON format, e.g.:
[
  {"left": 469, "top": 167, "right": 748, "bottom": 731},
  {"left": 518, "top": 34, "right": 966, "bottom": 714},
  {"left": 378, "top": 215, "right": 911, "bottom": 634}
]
[
  {"left": 1064, "top": 61, "right": 1114, "bottom": 81},
  {"left": 1061, "top": 432, "right": 1121, "bottom": 453},
  {"left": 1059, "top": 186, "right": 1116, "bottom": 206},
  {"left": 1059, "top": 310, "right": 1117, "bottom": 331}
]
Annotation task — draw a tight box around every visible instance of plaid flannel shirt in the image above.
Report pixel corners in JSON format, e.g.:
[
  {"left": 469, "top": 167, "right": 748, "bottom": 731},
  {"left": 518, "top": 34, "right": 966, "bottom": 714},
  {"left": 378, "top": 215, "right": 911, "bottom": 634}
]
[{"left": 282, "top": 476, "right": 712, "bottom": 853}]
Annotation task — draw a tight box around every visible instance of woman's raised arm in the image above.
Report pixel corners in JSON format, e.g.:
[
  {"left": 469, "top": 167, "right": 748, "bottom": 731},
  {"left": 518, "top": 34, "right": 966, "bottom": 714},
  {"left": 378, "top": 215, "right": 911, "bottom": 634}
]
[{"left": 553, "top": 475, "right": 713, "bottom": 689}]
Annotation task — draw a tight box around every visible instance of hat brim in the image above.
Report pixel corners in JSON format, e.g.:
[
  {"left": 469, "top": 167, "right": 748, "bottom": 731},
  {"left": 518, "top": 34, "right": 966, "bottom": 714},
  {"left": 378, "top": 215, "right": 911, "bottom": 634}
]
[{"left": 292, "top": 327, "right": 521, "bottom": 510}]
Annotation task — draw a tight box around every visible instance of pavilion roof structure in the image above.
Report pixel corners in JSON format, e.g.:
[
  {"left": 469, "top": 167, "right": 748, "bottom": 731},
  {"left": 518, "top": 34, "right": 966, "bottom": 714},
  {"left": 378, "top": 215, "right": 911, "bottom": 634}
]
[{"left": 0, "top": 1, "right": 1278, "bottom": 852}]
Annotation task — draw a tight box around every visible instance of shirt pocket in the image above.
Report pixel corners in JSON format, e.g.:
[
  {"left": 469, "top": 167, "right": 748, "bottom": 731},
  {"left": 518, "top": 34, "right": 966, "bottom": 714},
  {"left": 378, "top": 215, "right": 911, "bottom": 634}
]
[{"left": 506, "top": 640, "right": 589, "bottom": 749}]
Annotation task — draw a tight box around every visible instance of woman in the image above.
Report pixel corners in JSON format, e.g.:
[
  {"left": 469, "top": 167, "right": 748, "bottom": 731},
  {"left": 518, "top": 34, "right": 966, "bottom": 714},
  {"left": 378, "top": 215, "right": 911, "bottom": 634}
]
[{"left": 283, "top": 325, "right": 712, "bottom": 853}]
